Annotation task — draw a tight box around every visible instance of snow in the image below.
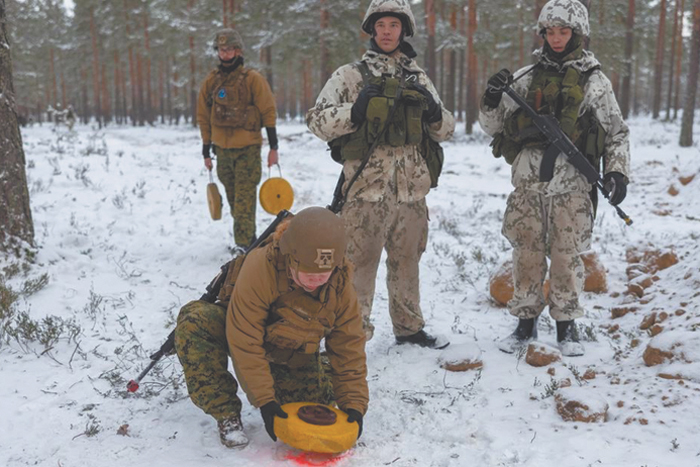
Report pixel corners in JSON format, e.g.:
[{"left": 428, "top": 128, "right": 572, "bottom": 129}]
[{"left": 2, "top": 115, "right": 700, "bottom": 467}]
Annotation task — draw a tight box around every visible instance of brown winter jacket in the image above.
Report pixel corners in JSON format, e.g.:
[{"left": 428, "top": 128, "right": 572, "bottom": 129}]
[
  {"left": 226, "top": 240, "right": 369, "bottom": 415},
  {"left": 197, "top": 65, "right": 277, "bottom": 149}
]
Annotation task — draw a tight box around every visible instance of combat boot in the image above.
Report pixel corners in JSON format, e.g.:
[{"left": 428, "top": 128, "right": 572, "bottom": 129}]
[
  {"left": 498, "top": 317, "right": 538, "bottom": 354},
  {"left": 396, "top": 330, "right": 450, "bottom": 350},
  {"left": 556, "top": 320, "right": 585, "bottom": 357},
  {"left": 217, "top": 415, "right": 249, "bottom": 449}
]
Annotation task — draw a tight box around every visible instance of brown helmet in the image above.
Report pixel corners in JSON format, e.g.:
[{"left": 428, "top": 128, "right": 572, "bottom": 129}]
[
  {"left": 213, "top": 28, "right": 244, "bottom": 50},
  {"left": 279, "top": 207, "right": 346, "bottom": 273}
]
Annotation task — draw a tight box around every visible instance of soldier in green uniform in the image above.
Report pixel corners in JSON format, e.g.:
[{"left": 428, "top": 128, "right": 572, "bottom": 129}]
[
  {"left": 197, "top": 28, "right": 279, "bottom": 253},
  {"left": 174, "top": 207, "right": 368, "bottom": 448}
]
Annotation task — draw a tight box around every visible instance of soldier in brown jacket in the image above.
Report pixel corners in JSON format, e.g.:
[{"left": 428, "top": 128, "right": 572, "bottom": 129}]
[
  {"left": 197, "top": 28, "right": 279, "bottom": 252},
  {"left": 174, "top": 207, "right": 368, "bottom": 449}
]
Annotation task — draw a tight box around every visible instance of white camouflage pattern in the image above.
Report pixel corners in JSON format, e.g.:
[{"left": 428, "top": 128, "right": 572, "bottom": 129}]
[
  {"left": 479, "top": 47, "right": 630, "bottom": 322},
  {"left": 361, "top": 0, "right": 417, "bottom": 37},
  {"left": 537, "top": 0, "right": 590, "bottom": 36}
]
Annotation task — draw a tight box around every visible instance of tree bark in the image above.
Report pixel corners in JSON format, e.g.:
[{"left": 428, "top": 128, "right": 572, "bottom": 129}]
[
  {"left": 652, "top": 0, "right": 667, "bottom": 119},
  {"left": 0, "top": 0, "right": 34, "bottom": 251},
  {"left": 665, "top": 0, "right": 681, "bottom": 119},
  {"left": 320, "top": 0, "right": 331, "bottom": 85},
  {"left": 425, "top": 0, "right": 437, "bottom": 82},
  {"left": 89, "top": 7, "right": 103, "bottom": 128},
  {"left": 188, "top": 0, "right": 197, "bottom": 127},
  {"left": 679, "top": 0, "right": 700, "bottom": 146},
  {"left": 673, "top": 0, "right": 686, "bottom": 120},
  {"left": 457, "top": 3, "right": 466, "bottom": 121},
  {"left": 620, "top": 0, "right": 635, "bottom": 119},
  {"left": 465, "top": 0, "right": 477, "bottom": 134}
]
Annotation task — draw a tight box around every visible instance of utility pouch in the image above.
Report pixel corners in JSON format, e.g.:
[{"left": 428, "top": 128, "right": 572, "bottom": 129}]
[
  {"left": 490, "top": 132, "right": 521, "bottom": 165},
  {"left": 366, "top": 97, "right": 389, "bottom": 143},
  {"left": 243, "top": 105, "right": 262, "bottom": 132},
  {"left": 339, "top": 122, "right": 369, "bottom": 161},
  {"left": 216, "top": 254, "right": 247, "bottom": 306},
  {"left": 213, "top": 101, "right": 248, "bottom": 128},
  {"left": 420, "top": 135, "right": 444, "bottom": 188},
  {"left": 403, "top": 90, "right": 427, "bottom": 145}
]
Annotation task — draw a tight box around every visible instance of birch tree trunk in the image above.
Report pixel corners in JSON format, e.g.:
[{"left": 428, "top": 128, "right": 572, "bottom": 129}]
[
  {"left": 679, "top": 0, "right": 700, "bottom": 146},
  {"left": 0, "top": 0, "right": 34, "bottom": 251}
]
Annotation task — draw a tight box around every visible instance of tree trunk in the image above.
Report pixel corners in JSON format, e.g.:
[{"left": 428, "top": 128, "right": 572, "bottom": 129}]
[
  {"left": 188, "top": 0, "right": 197, "bottom": 127},
  {"left": 425, "top": 0, "right": 437, "bottom": 82},
  {"left": 519, "top": 0, "right": 525, "bottom": 68},
  {"left": 620, "top": 0, "right": 635, "bottom": 119},
  {"left": 533, "top": 0, "right": 547, "bottom": 52},
  {"left": 679, "top": 0, "right": 700, "bottom": 147},
  {"left": 50, "top": 47, "right": 58, "bottom": 106},
  {"left": 124, "top": 0, "right": 137, "bottom": 125},
  {"left": 673, "top": 0, "right": 686, "bottom": 120},
  {"left": 143, "top": 9, "right": 153, "bottom": 124},
  {"left": 0, "top": 0, "right": 34, "bottom": 251},
  {"left": 652, "top": 0, "right": 667, "bottom": 119},
  {"left": 457, "top": 3, "right": 466, "bottom": 121},
  {"left": 665, "top": 0, "right": 681, "bottom": 119},
  {"left": 320, "top": 0, "right": 331, "bottom": 85},
  {"left": 465, "top": 0, "right": 477, "bottom": 134},
  {"left": 445, "top": 5, "right": 457, "bottom": 113},
  {"left": 89, "top": 7, "right": 102, "bottom": 128}
]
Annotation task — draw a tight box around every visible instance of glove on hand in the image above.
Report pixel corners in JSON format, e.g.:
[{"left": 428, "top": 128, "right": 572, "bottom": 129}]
[
  {"left": 603, "top": 171, "right": 627, "bottom": 206},
  {"left": 345, "top": 409, "right": 364, "bottom": 439},
  {"left": 260, "top": 401, "right": 288, "bottom": 441},
  {"left": 484, "top": 68, "right": 512, "bottom": 108},
  {"left": 351, "top": 83, "right": 383, "bottom": 125},
  {"left": 410, "top": 83, "right": 442, "bottom": 124},
  {"left": 202, "top": 143, "right": 211, "bottom": 159}
]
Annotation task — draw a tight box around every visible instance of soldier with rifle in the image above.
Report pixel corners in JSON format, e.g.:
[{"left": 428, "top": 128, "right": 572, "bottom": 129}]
[
  {"left": 479, "top": 0, "right": 631, "bottom": 357},
  {"left": 167, "top": 207, "right": 367, "bottom": 449}
]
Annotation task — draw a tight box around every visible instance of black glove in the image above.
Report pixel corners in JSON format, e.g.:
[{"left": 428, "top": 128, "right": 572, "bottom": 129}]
[
  {"left": 260, "top": 401, "right": 287, "bottom": 441},
  {"left": 202, "top": 143, "right": 211, "bottom": 159},
  {"left": 484, "top": 68, "right": 512, "bottom": 108},
  {"left": 351, "top": 83, "right": 383, "bottom": 125},
  {"left": 345, "top": 409, "right": 364, "bottom": 440},
  {"left": 603, "top": 171, "right": 627, "bottom": 206},
  {"left": 410, "top": 83, "right": 442, "bottom": 124}
]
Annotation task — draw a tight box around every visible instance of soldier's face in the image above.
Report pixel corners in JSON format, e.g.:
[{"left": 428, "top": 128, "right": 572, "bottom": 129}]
[
  {"left": 290, "top": 267, "right": 333, "bottom": 292},
  {"left": 373, "top": 16, "right": 403, "bottom": 53},
  {"left": 545, "top": 27, "right": 573, "bottom": 53},
  {"left": 218, "top": 46, "right": 241, "bottom": 62}
]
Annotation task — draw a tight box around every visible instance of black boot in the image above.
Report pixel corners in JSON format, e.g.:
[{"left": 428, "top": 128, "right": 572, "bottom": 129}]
[
  {"left": 396, "top": 330, "right": 449, "bottom": 350},
  {"left": 498, "top": 317, "right": 538, "bottom": 354},
  {"left": 556, "top": 320, "right": 584, "bottom": 356}
]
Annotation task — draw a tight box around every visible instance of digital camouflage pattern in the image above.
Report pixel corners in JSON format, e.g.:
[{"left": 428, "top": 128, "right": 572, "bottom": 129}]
[
  {"left": 214, "top": 144, "right": 262, "bottom": 246},
  {"left": 479, "top": 41, "right": 630, "bottom": 322},
  {"left": 341, "top": 195, "right": 428, "bottom": 339},
  {"left": 537, "top": 0, "right": 590, "bottom": 37},
  {"left": 213, "top": 28, "right": 244, "bottom": 50},
  {"left": 361, "top": 0, "right": 417, "bottom": 37},
  {"left": 175, "top": 300, "right": 334, "bottom": 421}
]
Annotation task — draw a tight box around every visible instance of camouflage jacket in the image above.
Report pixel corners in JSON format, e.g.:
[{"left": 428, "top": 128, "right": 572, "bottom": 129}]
[
  {"left": 479, "top": 49, "right": 630, "bottom": 196},
  {"left": 227, "top": 241, "right": 369, "bottom": 414},
  {"left": 306, "top": 50, "right": 455, "bottom": 203}
]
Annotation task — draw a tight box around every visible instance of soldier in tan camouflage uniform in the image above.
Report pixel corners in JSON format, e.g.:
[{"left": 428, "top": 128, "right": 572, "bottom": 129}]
[
  {"left": 306, "top": 0, "right": 455, "bottom": 348},
  {"left": 175, "top": 207, "right": 368, "bottom": 449},
  {"left": 479, "top": 0, "right": 630, "bottom": 356},
  {"left": 197, "top": 29, "right": 279, "bottom": 252}
]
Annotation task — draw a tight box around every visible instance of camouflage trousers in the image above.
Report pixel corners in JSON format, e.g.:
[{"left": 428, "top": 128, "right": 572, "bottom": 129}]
[
  {"left": 214, "top": 145, "right": 262, "bottom": 247},
  {"left": 502, "top": 188, "right": 593, "bottom": 321},
  {"left": 174, "top": 300, "right": 333, "bottom": 422},
  {"left": 340, "top": 194, "right": 429, "bottom": 340}
]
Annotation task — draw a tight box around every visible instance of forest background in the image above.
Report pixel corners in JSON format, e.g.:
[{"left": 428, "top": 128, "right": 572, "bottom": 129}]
[{"left": 5, "top": 0, "right": 700, "bottom": 137}]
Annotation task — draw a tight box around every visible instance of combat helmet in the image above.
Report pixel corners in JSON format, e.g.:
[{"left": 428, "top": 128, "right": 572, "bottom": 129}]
[
  {"left": 537, "top": 0, "right": 590, "bottom": 37},
  {"left": 213, "top": 28, "right": 244, "bottom": 50},
  {"left": 361, "top": 0, "right": 417, "bottom": 38},
  {"left": 279, "top": 207, "right": 346, "bottom": 273}
]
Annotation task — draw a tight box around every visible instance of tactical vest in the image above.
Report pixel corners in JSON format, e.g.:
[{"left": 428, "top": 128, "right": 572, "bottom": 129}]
[
  {"left": 207, "top": 67, "right": 262, "bottom": 132},
  {"left": 491, "top": 64, "right": 606, "bottom": 170},
  {"left": 329, "top": 61, "right": 444, "bottom": 187},
  {"left": 218, "top": 241, "right": 343, "bottom": 368}
]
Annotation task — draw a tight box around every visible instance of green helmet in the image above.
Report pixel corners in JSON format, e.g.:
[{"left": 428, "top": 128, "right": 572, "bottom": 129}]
[
  {"left": 279, "top": 207, "right": 347, "bottom": 273},
  {"left": 213, "top": 28, "right": 244, "bottom": 50}
]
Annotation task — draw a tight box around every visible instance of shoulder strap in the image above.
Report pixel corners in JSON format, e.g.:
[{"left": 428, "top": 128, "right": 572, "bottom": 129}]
[{"left": 355, "top": 60, "right": 372, "bottom": 86}]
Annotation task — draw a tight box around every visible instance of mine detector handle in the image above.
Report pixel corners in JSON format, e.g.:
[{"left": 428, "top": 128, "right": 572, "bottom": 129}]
[
  {"left": 126, "top": 209, "right": 293, "bottom": 393},
  {"left": 492, "top": 78, "right": 633, "bottom": 226}
]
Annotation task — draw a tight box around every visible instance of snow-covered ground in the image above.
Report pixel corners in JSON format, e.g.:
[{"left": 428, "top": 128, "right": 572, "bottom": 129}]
[{"left": 1, "top": 115, "right": 699, "bottom": 467}]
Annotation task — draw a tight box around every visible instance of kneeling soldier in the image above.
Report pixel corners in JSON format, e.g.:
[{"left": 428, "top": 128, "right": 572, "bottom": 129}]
[{"left": 175, "top": 207, "right": 368, "bottom": 448}]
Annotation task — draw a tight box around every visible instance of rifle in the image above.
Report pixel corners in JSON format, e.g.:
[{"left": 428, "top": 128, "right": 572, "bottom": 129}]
[
  {"left": 492, "top": 76, "right": 633, "bottom": 226},
  {"left": 126, "top": 209, "right": 293, "bottom": 393}
]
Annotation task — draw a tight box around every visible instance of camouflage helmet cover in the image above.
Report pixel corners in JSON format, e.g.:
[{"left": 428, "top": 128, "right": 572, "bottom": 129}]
[
  {"left": 361, "top": 0, "right": 417, "bottom": 37},
  {"left": 279, "top": 207, "right": 347, "bottom": 273},
  {"left": 537, "top": 0, "right": 590, "bottom": 37},
  {"left": 213, "top": 28, "right": 244, "bottom": 50}
]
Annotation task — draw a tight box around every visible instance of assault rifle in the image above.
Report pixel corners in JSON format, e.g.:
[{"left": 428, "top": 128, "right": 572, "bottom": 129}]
[
  {"left": 492, "top": 76, "right": 633, "bottom": 226},
  {"left": 126, "top": 209, "right": 292, "bottom": 393}
]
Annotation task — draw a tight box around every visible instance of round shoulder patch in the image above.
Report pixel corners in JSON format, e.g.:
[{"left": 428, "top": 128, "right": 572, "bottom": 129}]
[{"left": 217, "top": 88, "right": 226, "bottom": 99}]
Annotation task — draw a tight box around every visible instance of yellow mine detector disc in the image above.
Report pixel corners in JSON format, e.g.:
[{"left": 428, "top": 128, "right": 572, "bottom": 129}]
[
  {"left": 274, "top": 402, "right": 359, "bottom": 454},
  {"left": 259, "top": 177, "right": 294, "bottom": 215},
  {"left": 207, "top": 182, "right": 222, "bottom": 220}
]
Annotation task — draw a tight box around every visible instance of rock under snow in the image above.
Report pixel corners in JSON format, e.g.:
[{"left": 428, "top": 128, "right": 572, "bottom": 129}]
[
  {"left": 525, "top": 342, "right": 561, "bottom": 367},
  {"left": 438, "top": 344, "right": 483, "bottom": 372},
  {"left": 555, "top": 387, "right": 609, "bottom": 423}
]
